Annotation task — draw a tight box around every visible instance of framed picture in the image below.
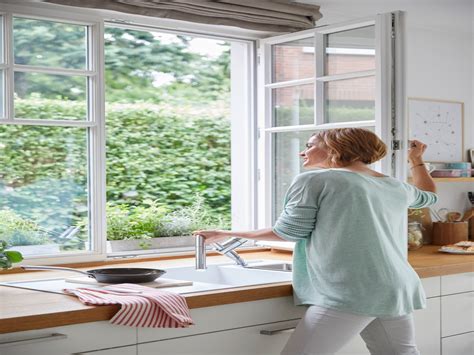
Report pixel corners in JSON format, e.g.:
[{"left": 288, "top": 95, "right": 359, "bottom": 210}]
[{"left": 408, "top": 98, "right": 464, "bottom": 162}]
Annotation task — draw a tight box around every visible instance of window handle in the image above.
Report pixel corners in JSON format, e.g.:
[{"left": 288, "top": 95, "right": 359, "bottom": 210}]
[{"left": 0, "top": 333, "right": 67, "bottom": 348}]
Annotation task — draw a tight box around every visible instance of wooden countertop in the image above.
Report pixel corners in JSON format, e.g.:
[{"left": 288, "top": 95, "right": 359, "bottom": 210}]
[{"left": 0, "top": 246, "right": 473, "bottom": 334}]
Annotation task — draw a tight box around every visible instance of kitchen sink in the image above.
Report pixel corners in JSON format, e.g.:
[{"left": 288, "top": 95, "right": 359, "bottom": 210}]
[
  {"left": 164, "top": 260, "right": 292, "bottom": 287},
  {"left": 0, "top": 260, "right": 292, "bottom": 296}
]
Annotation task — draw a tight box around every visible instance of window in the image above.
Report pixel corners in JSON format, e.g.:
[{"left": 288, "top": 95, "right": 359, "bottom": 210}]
[
  {"left": 0, "top": 8, "right": 254, "bottom": 261},
  {"left": 258, "top": 14, "right": 400, "bottom": 226},
  {"left": 0, "top": 14, "right": 102, "bottom": 258},
  {"left": 103, "top": 26, "right": 234, "bottom": 253}
]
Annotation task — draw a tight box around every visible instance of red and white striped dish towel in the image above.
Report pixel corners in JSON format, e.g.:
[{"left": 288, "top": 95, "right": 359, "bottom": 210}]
[{"left": 64, "top": 283, "right": 194, "bottom": 328}]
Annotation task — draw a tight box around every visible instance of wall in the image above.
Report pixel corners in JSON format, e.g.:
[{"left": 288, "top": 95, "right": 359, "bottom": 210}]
[{"left": 299, "top": 0, "right": 474, "bottom": 212}]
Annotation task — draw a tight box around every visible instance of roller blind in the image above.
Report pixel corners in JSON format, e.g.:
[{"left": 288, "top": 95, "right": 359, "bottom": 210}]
[{"left": 43, "top": 0, "right": 322, "bottom": 32}]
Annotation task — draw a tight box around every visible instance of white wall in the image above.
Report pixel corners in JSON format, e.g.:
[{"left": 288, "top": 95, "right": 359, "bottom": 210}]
[{"left": 299, "top": 0, "right": 474, "bottom": 212}]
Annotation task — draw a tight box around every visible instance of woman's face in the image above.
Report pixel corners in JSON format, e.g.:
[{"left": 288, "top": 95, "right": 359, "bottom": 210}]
[{"left": 300, "top": 136, "right": 329, "bottom": 168}]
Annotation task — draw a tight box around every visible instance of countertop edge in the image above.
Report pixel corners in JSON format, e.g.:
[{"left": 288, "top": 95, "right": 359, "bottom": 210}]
[{"left": 0, "top": 283, "right": 293, "bottom": 334}]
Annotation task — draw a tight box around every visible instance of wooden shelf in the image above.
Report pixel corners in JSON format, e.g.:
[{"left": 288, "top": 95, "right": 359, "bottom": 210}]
[{"left": 408, "top": 177, "right": 474, "bottom": 182}]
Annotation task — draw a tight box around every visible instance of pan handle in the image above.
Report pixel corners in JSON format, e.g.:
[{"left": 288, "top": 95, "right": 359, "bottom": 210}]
[{"left": 21, "top": 265, "right": 90, "bottom": 277}]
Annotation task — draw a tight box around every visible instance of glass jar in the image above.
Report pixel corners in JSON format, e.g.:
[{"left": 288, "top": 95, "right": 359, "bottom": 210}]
[{"left": 408, "top": 222, "right": 424, "bottom": 250}]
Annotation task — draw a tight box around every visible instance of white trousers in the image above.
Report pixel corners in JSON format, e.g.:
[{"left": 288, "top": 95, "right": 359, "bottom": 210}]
[{"left": 281, "top": 305, "right": 420, "bottom": 355}]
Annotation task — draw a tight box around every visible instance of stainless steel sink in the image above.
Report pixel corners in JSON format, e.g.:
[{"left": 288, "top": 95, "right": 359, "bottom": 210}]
[{"left": 244, "top": 262, "right": 292, "bottom": 272}]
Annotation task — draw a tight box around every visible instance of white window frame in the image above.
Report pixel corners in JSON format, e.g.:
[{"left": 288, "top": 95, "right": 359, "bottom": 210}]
[
  {"left": 0, "top": 10, "right": 107, "bottom": 264},
  {"left": 257, "top": 13, "right": 403, "bottom": 228},
  {"left": 0, "top": 2, "right": 258, "bottom": 264}
]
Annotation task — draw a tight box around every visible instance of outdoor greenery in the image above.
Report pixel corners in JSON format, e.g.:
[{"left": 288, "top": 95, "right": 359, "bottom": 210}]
[{"left": 1, "top": 22, "right": 232, "bottom": 249}]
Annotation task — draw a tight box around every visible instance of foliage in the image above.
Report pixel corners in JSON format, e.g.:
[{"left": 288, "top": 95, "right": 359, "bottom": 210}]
[
  {"left": 107, "top": 195, "right": 230, "bottom": 241},
  {"left": 13, "top": 22, "right": 230, "bottom": 105},
  {"left": 154, "top": 195, "right": 230, "bottom": 238},
  {"left": 0, "top": 240, "right": 24, "bottom": 269},
  {"left": 0, "top": 210, "right": 51, "bottom": 246},
  {"left": 0, "top": 99, "right": 231, "bottom": 246},
  {"left": 106, "top": 200, "right": 168, "bottom": 241}
]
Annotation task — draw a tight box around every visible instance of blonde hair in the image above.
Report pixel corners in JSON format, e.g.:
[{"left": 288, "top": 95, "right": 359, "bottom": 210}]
[{"left": 312, "top": 128, "right": 387, "bottom": 167}]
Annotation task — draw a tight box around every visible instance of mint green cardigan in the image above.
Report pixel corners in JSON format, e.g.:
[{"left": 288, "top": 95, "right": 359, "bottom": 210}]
[{"left": 273, "top": 169, "right": 438, "bottom": 317}]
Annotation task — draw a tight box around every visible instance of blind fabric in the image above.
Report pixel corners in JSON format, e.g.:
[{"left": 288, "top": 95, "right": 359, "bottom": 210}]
[{"left": 43, "top": 0, "right": 322, "bottom": 32}]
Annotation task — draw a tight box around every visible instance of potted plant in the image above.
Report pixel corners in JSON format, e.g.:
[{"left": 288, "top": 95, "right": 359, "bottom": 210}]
[
  {"left": 106, "top": 196, "right": 230, "bottom": 252},
  {"left": 0, "top": 240, "right": 23, "bottom": 269}
]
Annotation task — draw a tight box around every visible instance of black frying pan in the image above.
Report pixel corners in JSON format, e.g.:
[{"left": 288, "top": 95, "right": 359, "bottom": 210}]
[{"left": 21, "top": 265, "right": 166, "bottom": 284}]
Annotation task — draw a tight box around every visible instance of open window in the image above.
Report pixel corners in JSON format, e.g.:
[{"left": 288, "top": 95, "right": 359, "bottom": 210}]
[{"left": 257, "top": 13, "right": 403, "bottom": 227}]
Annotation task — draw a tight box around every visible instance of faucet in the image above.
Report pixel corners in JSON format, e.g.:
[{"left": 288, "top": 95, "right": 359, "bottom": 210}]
[{"left": 195, "top": 235, "right": 248, "bottom": 270}]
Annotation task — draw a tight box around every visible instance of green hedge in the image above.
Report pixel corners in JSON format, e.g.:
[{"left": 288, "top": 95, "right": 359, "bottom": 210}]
[{"left": 0, "top": 99, "right": 231, "bottom": 246}]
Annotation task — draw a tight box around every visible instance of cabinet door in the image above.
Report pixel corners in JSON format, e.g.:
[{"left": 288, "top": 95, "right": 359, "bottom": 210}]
[
  {"left": 0, "top": 322, "right": 136, "bottom": 355},
  {"left": 442, "top": 332, "right": 474, "bottom": 355},
  {"left": 74, "top": 345, "right": 137, "bottom": 355},
  {"left": 441, "top": 272, "right": 474, "bottom": 295},
  {"left": 138, "top": 297, "right": 304, "bottom": 343},
  {"left": 442, "top": 291, "right": 474, "bottom": 336},
  {"left": 138, "top": 320, "right": 298, "bottom": 355},
  {"left": 414, "top": 297, "right": 441, "bottom": 355}
]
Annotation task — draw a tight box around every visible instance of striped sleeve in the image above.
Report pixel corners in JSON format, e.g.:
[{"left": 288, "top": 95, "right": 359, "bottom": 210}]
[
  {"left": 273, "top": 174, "right": 318, "bottom": 241},
  {"left": 403, "top": 183, "right": 438, "bottom": 208}
]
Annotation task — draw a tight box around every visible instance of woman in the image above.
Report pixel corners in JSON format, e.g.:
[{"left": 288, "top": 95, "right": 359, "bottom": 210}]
[{"left": 194, "top": 128, "right": 437, "bottom": 355}]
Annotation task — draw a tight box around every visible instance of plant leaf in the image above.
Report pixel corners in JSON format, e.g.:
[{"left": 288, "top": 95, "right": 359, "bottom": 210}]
[{"left": 4, "top": 250, "right": 24, "bottom": 263}]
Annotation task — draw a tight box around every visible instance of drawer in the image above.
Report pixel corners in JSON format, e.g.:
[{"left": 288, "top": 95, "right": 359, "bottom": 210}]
[
  {"left": 421, "top": 276, "right": 441, "bottom": 298},
  {"left": 138, "top": 296, "right": 305, "bottom": 343},
  {"left": 441, "top": 292, "right": 474, "bottom": 337},
  {"left": 442, "top": 332, "right": 474, "bottom": 355},
  {"left": 0, "top": 322, "right": 136, "bottom": 355},
  {"left": 138, "top": 319, "right": 298, "bottom": 355},
  {"left": 441, "top": 272, "right": 474, "bottom": 295}
]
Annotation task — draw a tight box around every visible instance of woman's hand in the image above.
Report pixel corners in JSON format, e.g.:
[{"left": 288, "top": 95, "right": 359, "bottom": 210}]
[
  {"left": 192, "top": 230, "right": 231, "bottom": 244},
  {"left": 408, "top": 139, "right": 427, "bottom": 164}
]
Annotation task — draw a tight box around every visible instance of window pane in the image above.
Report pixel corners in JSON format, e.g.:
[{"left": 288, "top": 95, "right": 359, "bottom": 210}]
[
  {"left": 13, "top": 17, "right": 87, "bottom": 70},
  {"left": 273, "top": 84, "right": 314, "bottom": 127},
  {"left": 273, "top": 131, "right": 313, "bottom": 220},
  {"left": 272, "top": 37, "right": 314, "bottom": 82},
  {"left": 0, "top": 125, "right": 89, "bottom": 256},
  {"left": 104, "top": 27, "right": 231, "bottom": 252},
  {"left": 325, "top": 76, "right": 375, "bottom": 123},
  {"left": 325, "top": 26, "right": 375, "bottom": 76},
  {"left": 14, "top": 72, "right": 87, "bottom": 120}
]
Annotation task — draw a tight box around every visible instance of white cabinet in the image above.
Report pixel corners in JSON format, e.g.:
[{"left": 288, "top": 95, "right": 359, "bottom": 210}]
[
  {"left": 441, "top": 272, "right": 474, "bottom": 295},
  {"left": 138, "top": 296, "right": 305, "bottom": 343},
  {"left": 0, "top": 322, "right": 136, "bottom": 355},
  {"left": 414, "top": 298, "right": 441, "bottom": 355},
  {"left": 75, "top": 345, "right": 137, "bottom": 355},
  {"left": 442, "top": 332, "right": 474, "bottom": 355},
  {"left": 138, "top": 320, "right": 297, "bottom": 355},
  {"left": 440, "top": 272, "right": 474, "bottom": 354},
  {"left": 441, "top": 291, "right": 474, "bottom": 336}
]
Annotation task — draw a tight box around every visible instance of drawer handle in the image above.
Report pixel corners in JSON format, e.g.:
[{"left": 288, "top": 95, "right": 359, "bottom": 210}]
[
  {"left": 0, "top": 333, "right": 67, "bottom": 348},
  {"left": 260, "top": 326, "right": 296, "bottom": 335}
]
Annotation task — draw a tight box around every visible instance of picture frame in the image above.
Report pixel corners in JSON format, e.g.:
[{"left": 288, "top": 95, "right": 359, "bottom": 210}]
[{"left": 408, "top": 97, "right": 464, "bottom": 162}]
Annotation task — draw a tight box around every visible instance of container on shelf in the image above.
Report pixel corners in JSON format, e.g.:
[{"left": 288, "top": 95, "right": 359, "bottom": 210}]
[
  {"left": 431, "top": 169, "right": 464, "bottom": 178},
  {"left": 432, "top": 221, "right": 468, "bottom": 246},
  {"left": 408, "top": 222, "right": 424, "bottom": 250}
]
